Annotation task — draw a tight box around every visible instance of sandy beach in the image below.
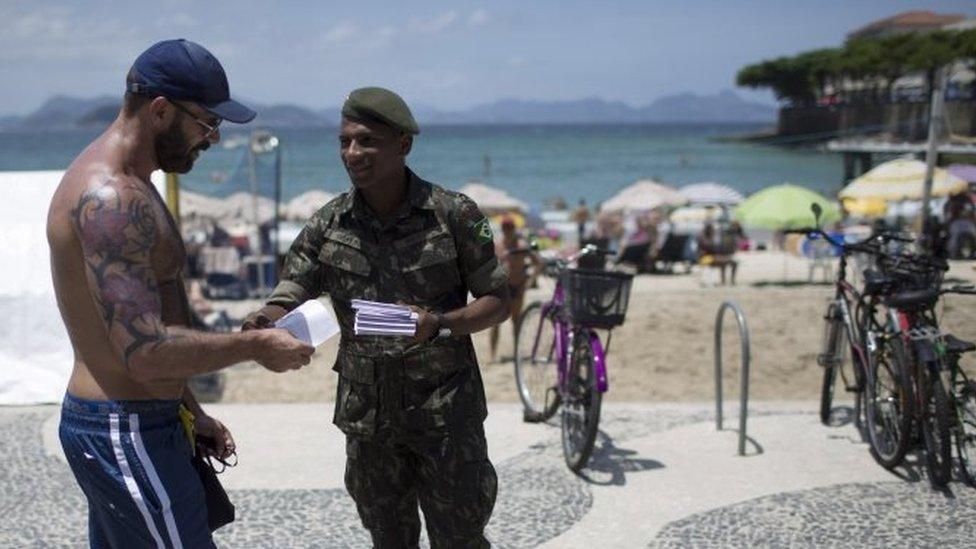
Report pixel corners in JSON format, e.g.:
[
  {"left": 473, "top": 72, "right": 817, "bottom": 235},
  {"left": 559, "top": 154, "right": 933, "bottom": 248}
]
[{"left": 216, "top": 251, "right": 976, "bottom": 404}]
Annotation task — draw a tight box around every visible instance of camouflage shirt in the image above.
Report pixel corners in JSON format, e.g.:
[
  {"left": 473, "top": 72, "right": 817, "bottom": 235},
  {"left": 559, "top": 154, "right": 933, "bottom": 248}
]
[{"left": 267, "top": 169, "right": 507, "bottom": 438}]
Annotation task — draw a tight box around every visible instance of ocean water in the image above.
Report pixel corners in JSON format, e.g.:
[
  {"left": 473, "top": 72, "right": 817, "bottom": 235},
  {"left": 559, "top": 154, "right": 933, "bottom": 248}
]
[{"left": 0, "top": 124, "right": 844, "bottom": 208}]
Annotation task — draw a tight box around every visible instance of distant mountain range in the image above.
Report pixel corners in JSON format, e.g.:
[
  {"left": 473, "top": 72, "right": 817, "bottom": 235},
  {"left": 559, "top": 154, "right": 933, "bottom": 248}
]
[{"left": 0, "top": 90, "right": 775, "bottom": 131}]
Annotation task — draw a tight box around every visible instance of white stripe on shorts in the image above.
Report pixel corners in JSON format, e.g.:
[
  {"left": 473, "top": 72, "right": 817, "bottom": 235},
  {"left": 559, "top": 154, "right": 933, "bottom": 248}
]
[
  {"left": 109, "top": 413, "right": 165, "bottom": 548},
  {"left": 129, "top": 413, "right": 184, "bottom": 549}
]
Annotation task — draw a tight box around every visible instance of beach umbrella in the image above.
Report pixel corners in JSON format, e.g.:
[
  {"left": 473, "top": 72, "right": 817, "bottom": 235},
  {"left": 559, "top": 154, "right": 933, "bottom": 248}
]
[
  {"left": 600, "top": 179, "right": 687, "bottom": 213},
  {"left": 285, "top": 190, "right": 335, "bottom": 220},
  {"left": 457, "top": 182, "right": 528, "bottom": 213},
  {"left": 490, "top": 212, "right": 526, "bottom": 229},
  {"left": 839, "top": 158, "right": 967, "bottom": 202},
  {"left": 669, "top": 205, "right": 717, "bottom": 223},
  {"left": 735, "top": 183, "right": 840, "bottom": 229},
  {"left": 947, "top": 164, "right": 976, "bottom": 184},
  {"left": 841, "top": 196, "right": 887, "bottom": 218},
  {"left": 679, "top": 182, "right": 744, "bottom": 206}
]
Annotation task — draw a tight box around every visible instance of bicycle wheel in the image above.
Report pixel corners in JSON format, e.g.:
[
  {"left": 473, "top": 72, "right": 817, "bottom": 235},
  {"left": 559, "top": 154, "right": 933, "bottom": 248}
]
[
  {"left": 864, "top": 336, "right": 913, "bottom": 468},
  {"left": 514, "top": 301, "right": 560, "bottom": 421},
  {"left": 561, "top": 332, "right": 602, "bottom": 472},
  {"left": 818, "top": 303, "right": 844, "bottom": 425},
  {"left": 955, "top": 381, "right": 976, "bottom": 487},
  {"left": 922, "top": 374, "right": 953, "bottom": 487}
]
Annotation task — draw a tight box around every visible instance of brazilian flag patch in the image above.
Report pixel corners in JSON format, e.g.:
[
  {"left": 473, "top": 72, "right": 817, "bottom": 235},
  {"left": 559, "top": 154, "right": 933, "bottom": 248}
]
[{"left": 472, "top": 217, "right": 493, "bottom": 244}]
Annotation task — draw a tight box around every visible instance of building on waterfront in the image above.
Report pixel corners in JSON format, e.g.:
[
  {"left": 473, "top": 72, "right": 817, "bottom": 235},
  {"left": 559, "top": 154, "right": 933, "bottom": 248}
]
[{"left": 847, "top": 10, "right": 967, "bottom": 40}]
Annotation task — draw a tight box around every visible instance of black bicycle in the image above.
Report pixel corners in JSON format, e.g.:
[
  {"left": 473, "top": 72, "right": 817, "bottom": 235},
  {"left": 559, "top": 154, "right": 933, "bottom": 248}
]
[{"left": 786, "top": 209, "right": 909, "bottom": 429}]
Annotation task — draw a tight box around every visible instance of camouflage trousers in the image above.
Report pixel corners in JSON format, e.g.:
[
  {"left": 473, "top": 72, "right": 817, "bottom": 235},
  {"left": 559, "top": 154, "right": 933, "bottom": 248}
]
[{"left": 344, "top": 425, "right": 497, "bottom": 548}]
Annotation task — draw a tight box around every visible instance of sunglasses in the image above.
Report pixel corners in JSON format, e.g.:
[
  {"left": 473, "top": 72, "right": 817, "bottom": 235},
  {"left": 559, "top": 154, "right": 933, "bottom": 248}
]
[{"left": 169, "top": 100, "right": 222, "bottom": 139}]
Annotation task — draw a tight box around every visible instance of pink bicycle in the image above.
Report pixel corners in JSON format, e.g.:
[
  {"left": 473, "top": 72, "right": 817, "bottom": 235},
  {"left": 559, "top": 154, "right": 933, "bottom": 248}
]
[{"left": 514, "top": 245, "right": 633, "bottom": 472}]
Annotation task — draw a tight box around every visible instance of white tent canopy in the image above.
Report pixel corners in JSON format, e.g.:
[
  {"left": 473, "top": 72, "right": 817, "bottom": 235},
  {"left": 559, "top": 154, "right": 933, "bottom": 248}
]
[
  {"left": 679, "top": 182, "right": 744, "bottom": 206},
  {"left": 218, "top": 192, "right": 277, "bottom": 225},
  {"left": 0, "top": 170, "right": 166, "bottom": 405},
  {"left": 181, "top": 190, "right": 278, "bottom": 225},
  {"left": 285, "top": 190, "right": 335, "bottom": 221},
  {"left": 600, "top": 179, "right": 687, "bottom": 213},
  {"left": 180, "top": 189, "right": 228, "bottom": 220},
  {"left": 457, "top": 182, "right": 528, "bottom": 213}
]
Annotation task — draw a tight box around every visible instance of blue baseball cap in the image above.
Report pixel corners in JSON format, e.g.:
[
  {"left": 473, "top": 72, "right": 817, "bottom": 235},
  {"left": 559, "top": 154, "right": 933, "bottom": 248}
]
[{"left": 126, "top": 39, "right": 256, "bottom": 124}]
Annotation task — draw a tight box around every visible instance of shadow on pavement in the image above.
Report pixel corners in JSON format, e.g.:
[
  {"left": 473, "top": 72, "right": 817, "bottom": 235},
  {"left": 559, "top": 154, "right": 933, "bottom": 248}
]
[
  {"left": 826, "top": 405, "right": 856, "bottom": 427},
  {"left": 718, "top": 428, "right": 764, "bottom": 456},
  {"left": 578, "top": 431, "right": 663, "bottom": 486},
  {"left": 824, "top": 406, "right": 870, "bottom": 444},
  {"left": 888, "top": 449, "right": 963, "bottom": 498},
  {"left": 750, "top": 280, "right": 834, "bottom": 288}
]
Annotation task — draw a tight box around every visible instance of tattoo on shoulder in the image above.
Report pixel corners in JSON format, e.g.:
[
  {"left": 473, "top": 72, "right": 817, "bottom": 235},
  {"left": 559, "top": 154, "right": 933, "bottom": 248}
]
[{"left": 72, "top": 181, "right": 166, "bottom": 363}]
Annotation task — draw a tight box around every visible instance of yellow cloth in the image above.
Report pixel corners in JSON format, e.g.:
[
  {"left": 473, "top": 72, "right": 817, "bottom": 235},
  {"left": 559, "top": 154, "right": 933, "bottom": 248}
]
[
  {"left": 699, "top": 254, "right": 715, "bottom": 266},
  {"left": 178, "top": 405, "right": 196, "bottom": 455}
]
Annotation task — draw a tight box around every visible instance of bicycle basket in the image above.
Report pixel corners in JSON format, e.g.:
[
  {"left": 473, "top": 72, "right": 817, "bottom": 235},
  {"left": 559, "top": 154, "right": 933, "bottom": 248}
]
[
  {"left": 877, "top": 253, "right": 946, "bottom": 292},
  {"left": 560, "top": 269, "right": 633, "bottom": 329}
]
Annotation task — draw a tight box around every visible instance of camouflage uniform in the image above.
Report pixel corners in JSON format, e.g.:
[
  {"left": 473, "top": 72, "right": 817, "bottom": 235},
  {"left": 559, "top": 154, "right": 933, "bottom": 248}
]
[{"left": 267, "top": 169, "right": 507, "bottom": 548}]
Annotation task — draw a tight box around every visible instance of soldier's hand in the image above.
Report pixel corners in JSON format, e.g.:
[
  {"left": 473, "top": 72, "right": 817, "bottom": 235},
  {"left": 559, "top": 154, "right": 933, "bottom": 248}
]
[
  {"left": 242, "top": 305, "right": 287, "bottom": 331},
  {"left": 409, "top": 306, "right": 439, "bottom": 343},
  {"left": 254, "top": 328, "right": 314, "bottom": 372}
]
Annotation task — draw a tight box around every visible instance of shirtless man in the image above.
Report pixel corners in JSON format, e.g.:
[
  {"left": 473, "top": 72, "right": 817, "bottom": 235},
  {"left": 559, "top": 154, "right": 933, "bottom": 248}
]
[
  {"left": 47, "top": 39, "right": 313, "bottom": 547},
  {"left": 489, "top": 216, "right": 541, "bottom": 362}
]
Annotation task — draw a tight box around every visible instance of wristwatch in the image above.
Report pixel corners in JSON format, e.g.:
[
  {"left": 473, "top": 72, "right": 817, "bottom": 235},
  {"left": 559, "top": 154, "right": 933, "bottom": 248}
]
[{"left": 434, "top": 313, "right": 452, "bottom": 338}]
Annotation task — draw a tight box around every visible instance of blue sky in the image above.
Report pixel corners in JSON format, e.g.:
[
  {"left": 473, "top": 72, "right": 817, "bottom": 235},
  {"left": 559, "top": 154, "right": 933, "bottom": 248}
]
[{"left": 1, "top": 0, "right": 974, "bottom": 116}]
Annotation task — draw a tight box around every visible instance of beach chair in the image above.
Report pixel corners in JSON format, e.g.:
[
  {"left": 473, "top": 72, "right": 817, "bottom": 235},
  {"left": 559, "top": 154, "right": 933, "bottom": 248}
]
[
  {"left": 802, "top": 236, "right": 836, "bottom": 283},
  {"left": 199, "top": 246, "right": 248, "bottom": 300},
  {"left": 653, "top": 233, "right": 693, "bottom": 273},
  {"left": 615, "top": 242, "right": 653, "bottom": 272}
]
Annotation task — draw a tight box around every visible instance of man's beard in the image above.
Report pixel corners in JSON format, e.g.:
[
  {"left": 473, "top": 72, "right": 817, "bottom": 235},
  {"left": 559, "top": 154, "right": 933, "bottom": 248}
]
[{"left": 155, "top": 117, "right": 209, "bottom": 174}]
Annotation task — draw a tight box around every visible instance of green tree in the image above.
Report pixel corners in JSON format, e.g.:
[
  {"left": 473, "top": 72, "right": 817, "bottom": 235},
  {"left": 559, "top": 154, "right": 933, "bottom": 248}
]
[
  {"left": 952, "top": 28, "right": 976, "bottom": 99},
  {"left": 906, "top": 31, "right": 957, "bottom": 99},
  {"left": 795, "top": 48, "right": 842, "bottom": 99},
  {"left": 874, "top": 34, "right": 916, "bottom": 101},
  {"left": 736, "top": 57, "right": 818, "bottom": 106},
  {"left": 838, "top": 38, "right": 884, "bottom": 102}
]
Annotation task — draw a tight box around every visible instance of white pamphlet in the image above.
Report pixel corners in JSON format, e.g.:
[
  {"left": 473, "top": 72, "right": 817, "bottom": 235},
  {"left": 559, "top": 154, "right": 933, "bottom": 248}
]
[{"left": 274, "top": 299, "right": 340, "bottom": 346}]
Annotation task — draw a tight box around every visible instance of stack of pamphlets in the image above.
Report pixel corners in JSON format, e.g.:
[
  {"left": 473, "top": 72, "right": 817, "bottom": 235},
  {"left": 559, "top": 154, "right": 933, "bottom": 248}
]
[{"left": 352, "top": 299, "right": 418, "bottom": 337}]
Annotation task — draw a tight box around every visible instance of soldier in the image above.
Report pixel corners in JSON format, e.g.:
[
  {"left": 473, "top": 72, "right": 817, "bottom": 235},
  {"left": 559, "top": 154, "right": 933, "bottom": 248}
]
[{"left": 243, "top": 87, "right": 511, "bottom": 548}]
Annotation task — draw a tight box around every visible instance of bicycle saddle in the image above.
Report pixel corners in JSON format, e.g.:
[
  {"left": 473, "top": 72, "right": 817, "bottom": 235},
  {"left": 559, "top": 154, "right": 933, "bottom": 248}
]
[
  {"left": 884, "top": 288, "right": 940, "bottom": 311},
  {"left": 944, "top": 334, "right": 976, "bottom": 354}
]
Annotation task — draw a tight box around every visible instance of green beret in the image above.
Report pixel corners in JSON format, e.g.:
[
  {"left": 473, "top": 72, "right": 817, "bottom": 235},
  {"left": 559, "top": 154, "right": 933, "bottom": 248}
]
[{"left": 341, "top": 87, "right": 420, "bottom": 135}]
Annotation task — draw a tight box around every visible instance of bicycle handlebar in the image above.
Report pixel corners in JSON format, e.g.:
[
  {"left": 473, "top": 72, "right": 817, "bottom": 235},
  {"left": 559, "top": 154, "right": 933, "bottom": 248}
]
[
  {"left": 783, "top": 227, "right": 913, "bottom": 256},
  {"left": 542, "top": 244, "right": 613, "bottom": 275},
  {"left": 942, "top": 284, "right": 976, "bottom": 296}
]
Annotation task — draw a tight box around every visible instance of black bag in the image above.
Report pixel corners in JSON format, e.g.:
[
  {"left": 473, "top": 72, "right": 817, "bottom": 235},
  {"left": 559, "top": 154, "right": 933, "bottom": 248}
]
[{"left": 192, "top": 436, "right": 236, "bottom": 531}]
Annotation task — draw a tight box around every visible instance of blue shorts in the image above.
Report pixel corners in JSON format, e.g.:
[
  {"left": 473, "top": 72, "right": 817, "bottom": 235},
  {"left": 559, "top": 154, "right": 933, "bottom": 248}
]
[{"left": 59, "top": 393, "right": 215, "bottom": 549}]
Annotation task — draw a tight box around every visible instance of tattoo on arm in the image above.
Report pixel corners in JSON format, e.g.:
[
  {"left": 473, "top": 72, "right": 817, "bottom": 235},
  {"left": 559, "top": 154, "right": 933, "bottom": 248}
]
[{"left": 72, "top": 182, "right": 181, "bottom": 366}]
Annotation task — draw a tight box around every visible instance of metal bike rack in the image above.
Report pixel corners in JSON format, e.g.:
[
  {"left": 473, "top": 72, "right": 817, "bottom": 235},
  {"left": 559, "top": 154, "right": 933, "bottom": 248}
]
[{"left": 714, "top": 300, "right": 752, "bottom": 456}]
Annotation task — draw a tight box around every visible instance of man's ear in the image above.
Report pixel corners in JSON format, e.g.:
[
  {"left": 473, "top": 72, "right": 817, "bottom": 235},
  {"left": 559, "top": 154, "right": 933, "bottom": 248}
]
[
  {"left": 399, "top": 134, "right": 413, "bottom": 156},
  {"left": 146, "top": 96, "right": 174, "bottom": 130}
]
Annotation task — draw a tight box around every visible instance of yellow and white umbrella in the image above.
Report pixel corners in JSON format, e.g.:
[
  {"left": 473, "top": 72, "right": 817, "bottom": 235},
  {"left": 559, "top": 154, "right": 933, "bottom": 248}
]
[
  {"left": 839, "top": 158, "right": 968, "bottom": 202},
  {"left": 841, "top": 196, "right": 887, "bottom": 218}
]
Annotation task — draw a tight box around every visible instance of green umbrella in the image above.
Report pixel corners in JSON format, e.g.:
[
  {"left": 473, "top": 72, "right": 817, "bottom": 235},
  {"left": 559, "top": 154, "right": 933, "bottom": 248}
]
[{"left": 734, "top": 183, "right": 839, "bottom": 230}]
